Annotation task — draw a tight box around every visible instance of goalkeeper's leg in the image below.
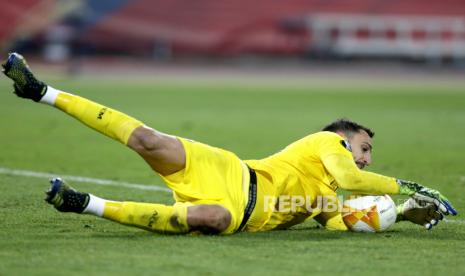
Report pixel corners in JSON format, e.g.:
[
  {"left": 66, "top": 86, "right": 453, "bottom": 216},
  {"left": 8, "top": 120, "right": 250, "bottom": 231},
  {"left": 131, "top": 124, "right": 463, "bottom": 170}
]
[
  {"left": 3, "top": 53, "right": 232, "bottom": 233},
  {"left": 2, "top": 52, "right": 184, "bottom": 176},
  {"left": 49, "top": 89, "right": 186, "bottom": 176},
  {"left": 46, "top": 177, "right": 231, "bottom": 234},
  {"left": 45, "top": 177, "right": 189, "bottom": 233}
]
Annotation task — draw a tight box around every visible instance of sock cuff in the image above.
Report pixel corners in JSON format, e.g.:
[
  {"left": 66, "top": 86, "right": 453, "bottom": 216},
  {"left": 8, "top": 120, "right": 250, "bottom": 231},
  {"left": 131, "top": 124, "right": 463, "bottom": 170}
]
[
  {"left": 83, "top": 194, "right": 106, "bottom": 217},
  {"left": 40, "top": 86, "right": 61, "bottom": 105}
]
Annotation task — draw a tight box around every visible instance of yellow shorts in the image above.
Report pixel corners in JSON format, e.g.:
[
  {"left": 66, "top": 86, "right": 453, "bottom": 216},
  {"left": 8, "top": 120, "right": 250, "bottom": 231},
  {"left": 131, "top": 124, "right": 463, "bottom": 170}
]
[{"left": 159, "top": 138, "right": 248, "bottom": 234}]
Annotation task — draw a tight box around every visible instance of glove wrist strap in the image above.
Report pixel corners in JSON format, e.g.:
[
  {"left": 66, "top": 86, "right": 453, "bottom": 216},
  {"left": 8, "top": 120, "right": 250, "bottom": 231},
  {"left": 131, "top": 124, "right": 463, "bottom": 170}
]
[{"left": 397, "top": 179, "right": 422, "bottom": 196}]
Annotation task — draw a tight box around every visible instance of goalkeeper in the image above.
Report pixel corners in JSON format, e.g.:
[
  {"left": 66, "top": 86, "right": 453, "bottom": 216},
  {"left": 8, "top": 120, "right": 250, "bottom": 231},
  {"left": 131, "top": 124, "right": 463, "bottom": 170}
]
[{"left": 2, "top": 53, "right": 457, "bottom": 234}]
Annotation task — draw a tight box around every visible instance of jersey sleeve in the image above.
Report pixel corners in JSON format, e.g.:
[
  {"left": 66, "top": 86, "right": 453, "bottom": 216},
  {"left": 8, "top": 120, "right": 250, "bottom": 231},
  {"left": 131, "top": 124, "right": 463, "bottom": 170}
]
[
  {"left": 322, "top": 153, "right": 399, "bottom": 194},
  {"left": 316, "top": 132, "right": 399, "bottom": 195}
]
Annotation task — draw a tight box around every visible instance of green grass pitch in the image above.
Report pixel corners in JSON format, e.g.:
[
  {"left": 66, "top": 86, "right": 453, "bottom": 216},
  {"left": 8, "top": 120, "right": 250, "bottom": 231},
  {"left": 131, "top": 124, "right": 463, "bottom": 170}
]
[{"left": 0, "top": 71, "right": 464, "bottom": 275}]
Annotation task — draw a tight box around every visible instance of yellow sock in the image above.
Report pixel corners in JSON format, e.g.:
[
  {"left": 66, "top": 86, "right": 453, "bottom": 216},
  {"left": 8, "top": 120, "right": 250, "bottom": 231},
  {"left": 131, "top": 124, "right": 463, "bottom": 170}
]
[
  {"left": 43, "top": 86, "right": 143, "bottom": 145},
  {"left": 103, "top": 201, "right": 190, "bottom": 234}
]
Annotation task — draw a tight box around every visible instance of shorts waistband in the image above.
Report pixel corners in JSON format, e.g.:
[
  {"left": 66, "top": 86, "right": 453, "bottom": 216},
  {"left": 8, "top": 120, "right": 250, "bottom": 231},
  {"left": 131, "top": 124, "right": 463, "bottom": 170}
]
[{"left": 238, "top": 166, "right": 257, "bottom": 231}]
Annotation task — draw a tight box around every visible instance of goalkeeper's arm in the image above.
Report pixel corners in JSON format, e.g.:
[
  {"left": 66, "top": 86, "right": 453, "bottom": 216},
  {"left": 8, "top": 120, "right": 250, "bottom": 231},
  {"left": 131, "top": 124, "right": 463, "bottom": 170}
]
[
  {"left": 322, "top": 154, "right": 398, "bottom": 194},
  {"left": 322, "top": 154, "right": 457, "bottom": 216}
]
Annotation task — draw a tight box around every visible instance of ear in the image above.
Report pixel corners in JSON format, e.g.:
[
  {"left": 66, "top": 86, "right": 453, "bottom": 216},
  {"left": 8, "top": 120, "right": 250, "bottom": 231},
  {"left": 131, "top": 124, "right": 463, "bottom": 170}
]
[{"left": 336, "top": 131, "right": 347, "bottom": 139}]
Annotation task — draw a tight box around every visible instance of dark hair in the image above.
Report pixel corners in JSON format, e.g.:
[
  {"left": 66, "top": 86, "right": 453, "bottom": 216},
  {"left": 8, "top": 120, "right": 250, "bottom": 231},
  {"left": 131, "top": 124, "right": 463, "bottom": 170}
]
[{"left": 322, "top": 118, "right": 375, "bottom": 138}]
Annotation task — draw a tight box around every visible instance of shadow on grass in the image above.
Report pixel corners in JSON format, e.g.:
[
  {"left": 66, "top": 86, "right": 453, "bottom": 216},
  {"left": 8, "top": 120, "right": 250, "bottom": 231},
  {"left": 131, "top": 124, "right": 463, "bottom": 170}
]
[{"left": 82, "top": 223, "right": 463, "bottom": 243}]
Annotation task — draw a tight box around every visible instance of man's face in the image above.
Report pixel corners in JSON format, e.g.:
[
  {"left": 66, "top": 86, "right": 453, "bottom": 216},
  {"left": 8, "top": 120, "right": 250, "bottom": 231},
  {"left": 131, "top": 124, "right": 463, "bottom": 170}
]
[{"left": 346, "top": 130, "right": 373, "bottom": 169}]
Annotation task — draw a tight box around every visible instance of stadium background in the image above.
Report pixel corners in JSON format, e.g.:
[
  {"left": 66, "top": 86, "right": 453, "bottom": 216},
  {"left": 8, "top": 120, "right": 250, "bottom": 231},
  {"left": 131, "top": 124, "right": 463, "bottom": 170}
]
[
  {"left": 1, "top": 1, "right": 464, "bottom": 275},
  {"left": 2, "top": 0, "right": 465, "bottom": 63}
]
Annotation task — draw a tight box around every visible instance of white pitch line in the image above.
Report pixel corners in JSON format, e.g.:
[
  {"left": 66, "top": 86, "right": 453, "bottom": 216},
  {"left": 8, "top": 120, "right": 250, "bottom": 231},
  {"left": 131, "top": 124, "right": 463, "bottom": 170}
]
[{"left": 0, "top": 166, "right": 171, "bottom": 192}]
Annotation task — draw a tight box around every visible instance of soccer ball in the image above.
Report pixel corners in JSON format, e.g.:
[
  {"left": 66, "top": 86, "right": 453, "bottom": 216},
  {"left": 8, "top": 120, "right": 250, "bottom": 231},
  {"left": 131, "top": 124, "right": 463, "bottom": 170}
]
[{"left": 342, "top": 195, "right": 397, "bottom": 232}]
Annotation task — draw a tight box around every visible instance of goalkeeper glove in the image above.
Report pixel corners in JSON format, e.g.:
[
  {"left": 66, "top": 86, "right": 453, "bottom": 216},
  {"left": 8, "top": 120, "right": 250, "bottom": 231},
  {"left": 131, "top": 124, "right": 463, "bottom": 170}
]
[
  {"left": 396, "top": 198, "right": 444, "bottom": 230},
  {"left": 397, "top": 179, "right": 457, "bottom": 216}
]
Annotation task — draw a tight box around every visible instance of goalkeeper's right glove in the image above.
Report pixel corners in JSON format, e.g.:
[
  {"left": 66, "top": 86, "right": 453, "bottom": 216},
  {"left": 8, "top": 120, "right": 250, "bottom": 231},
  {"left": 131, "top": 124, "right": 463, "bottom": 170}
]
[
  {"left": 397, "top": 179, "right": 458, "bottom": 216},
  {"left": 396, "top": 198, "right": 444, "bottom": 230}
]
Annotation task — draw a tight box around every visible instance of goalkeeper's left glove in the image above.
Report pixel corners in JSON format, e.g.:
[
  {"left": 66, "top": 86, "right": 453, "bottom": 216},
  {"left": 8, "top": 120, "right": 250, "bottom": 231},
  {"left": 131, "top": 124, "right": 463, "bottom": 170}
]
[
  {"left": 396, "top": 198, "right": 444, "bottom": 230},
  {"left": 397, "top": 179, "right": 458, "bottom": 216}
]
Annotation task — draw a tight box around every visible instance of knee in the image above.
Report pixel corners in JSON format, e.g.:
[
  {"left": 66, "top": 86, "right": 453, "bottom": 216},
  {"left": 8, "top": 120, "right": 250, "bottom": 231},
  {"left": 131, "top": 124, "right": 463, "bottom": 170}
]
[
  {"left": 206, "top": 206, "right": 231, "bottom": 232},
  {"left": 188, "top": 205, "right": 232, "bottom": 234},
  {"left": 129, "top": 126, "right": 161, "bottom": 153}
]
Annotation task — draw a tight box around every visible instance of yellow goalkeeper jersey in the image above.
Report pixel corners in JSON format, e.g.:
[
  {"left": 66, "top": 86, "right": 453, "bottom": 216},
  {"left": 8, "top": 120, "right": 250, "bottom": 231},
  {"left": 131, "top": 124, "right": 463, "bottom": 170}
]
[{"left": 245, "top": 131, "right": 399, "bottom": 231}]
